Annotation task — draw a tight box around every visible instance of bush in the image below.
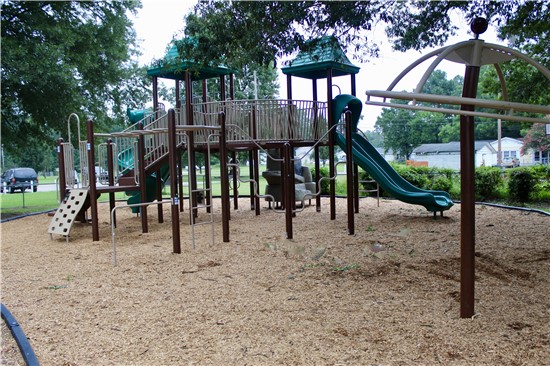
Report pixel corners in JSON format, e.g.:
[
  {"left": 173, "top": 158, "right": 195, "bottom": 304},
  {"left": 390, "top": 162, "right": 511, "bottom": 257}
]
[
  {"left": 474, "top": 167, "right": 502, "bottom": 200},
  {"left": 508, "top": 168, "right": 537, "bottom": 203},
  {"left": 312, "top": 166, "right": 332, "bottom": 195},
  {"left": 429, "top": 175, "right": 453, "bottom": 192},
  {"left": 391, "top": 164, "right": 430, "bottom": 190}
]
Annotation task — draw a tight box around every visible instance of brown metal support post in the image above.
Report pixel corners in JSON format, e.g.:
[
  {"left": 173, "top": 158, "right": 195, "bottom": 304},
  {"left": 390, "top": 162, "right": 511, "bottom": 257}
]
[
  {"left": 345, "top": 110, "right": 355, "bottom": 235},
  {"left": 460, "top": 65, "right": 480, "bottom": 318},
  {"left": 137, "top": 122, "right": 148, "bottom": 233},
  {"left": 283, "top": 142, "right": 293, "bottom": 239},
  {"left": 86, "top": 120, "right": 99, "bottom": 241},
  {"left": 327, "top": 69, "right": 336, "bottom": 220},
  {"left": 219, "top": 112, "right": 230, "bottom": 242},
  {"left": 168, "top": 109, "right": 181, "bottom": 253},
  {"left": 107, "top": 139, "right": 116, "bottom": 227},
  {"left": 57, "top": 138, "right": 66, "bottom": 203}
]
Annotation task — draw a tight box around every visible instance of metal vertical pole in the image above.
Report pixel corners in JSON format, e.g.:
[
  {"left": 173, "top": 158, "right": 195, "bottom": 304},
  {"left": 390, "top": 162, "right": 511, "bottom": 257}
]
[
  {"left": 219, "top": 112, "right": 230, "bottom": 242},
  {"left": 152, "top": 76, "right": 159, "bottom": 117},
  {"left": 86, "top": 119, "right": 99, "bottom": 241},
  {"left": 229, "top": 73, "right": 234, "bottom": 100},
  {"left": 178, "top": 154, "right": 184, "bottom": 212},
  {"left": 186, "top": 71, "right": 197, "bottom": 222},
  {"left": 168, "top": 109, "right": 181, "bottom": 253},
  {"left": 107, "top": 138, "right": 116, "bottom": 227},
  {"left": 175, "top": 80, "right": 181, "bottom": 109},
  {"left": 345, "top": 110, "right": 355, "bottom": 235},
  {"left": 286, "top": 74, "right": 292, "bottom": 100},
  {"left": 460, "top": 65, "right": 480, "bottom": 318},
  {"left": 284, "top": 142, "right": 293, "bottom": 239},
  {"left": 231, "top": 151, "right": 238, "bottom": 210},
  {"left": 137, "top": 122, "right": 148, "bottom": 233},
  {"left": 57, "top": 138, "right": 66, "bottom": 203},
  {"left": 327, "top": 69, "right": 335, "bottom": 220}
]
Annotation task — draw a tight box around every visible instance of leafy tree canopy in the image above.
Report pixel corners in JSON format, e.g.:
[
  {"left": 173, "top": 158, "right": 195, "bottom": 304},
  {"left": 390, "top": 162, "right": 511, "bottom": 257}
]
[
  {"left": 180, "top": 1, "right": 548, "bottom": 70},
  {"left": 1, "top": 0, "right": 149, "bottom": 159},
  {"left": 521, "top": 124, "right": 550, "bottom": 154}
]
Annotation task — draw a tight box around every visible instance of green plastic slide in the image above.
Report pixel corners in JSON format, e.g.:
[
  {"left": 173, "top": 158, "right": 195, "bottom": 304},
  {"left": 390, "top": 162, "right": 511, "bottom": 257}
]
[
  {"left": 119, "top": 147, "right": 170, "bottom": 213},
  {"left": 332, "top": 94, "right": 454, "bottom": 213}
]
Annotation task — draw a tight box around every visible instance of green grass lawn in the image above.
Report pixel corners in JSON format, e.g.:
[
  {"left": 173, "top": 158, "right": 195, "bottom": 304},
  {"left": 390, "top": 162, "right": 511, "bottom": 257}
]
[{"left": 3, "top": 164, "right": 547, "bottom": 218}]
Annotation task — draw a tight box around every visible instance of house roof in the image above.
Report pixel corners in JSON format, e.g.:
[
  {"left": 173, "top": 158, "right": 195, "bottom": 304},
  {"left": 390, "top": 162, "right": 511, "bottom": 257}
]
[
  {"left": 147, "top": 42, "right": 232, "bottom": 81},
  {"left": 413, "top": 140, "right": 494, "bottom": 155},
  {"left": 281, "top": 36, "right": 360, "bottom": 79}
]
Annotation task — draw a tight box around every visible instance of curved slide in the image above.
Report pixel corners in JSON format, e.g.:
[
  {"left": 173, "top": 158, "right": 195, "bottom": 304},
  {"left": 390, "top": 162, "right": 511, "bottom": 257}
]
[
  {"left": 332, "top": 94, "right": 454, "bottom": 213},
  {"left": 118, "top": 148, "right": 170, "bottom": 213}
]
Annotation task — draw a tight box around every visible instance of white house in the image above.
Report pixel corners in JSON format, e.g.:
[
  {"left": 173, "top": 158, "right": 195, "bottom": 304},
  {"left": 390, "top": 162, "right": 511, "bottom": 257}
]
[
  {"left": 409, "top": 137, "right": 540, "bottom": 169},
  {"left": 410, "top": 141, "right": 491, "bottom": 170}
]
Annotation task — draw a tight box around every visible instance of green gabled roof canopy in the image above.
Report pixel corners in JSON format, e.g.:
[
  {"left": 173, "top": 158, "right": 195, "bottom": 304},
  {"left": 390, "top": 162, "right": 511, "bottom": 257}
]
[
  {"left": 281, "top": 36, "right": 360, "bottom": 79},
  {"left": 147, "top": 42, "right": 232, "bottom": 81}
]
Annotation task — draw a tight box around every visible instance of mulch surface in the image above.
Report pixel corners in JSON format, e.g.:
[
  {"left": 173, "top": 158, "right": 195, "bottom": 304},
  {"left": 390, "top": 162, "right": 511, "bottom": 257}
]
[{"left": 1, "top": 197, "right": 549, "bottom": 365}]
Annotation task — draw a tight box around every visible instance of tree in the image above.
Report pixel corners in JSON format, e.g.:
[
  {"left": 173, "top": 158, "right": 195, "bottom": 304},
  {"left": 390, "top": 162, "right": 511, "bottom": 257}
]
[
  {"left": 179, "top": 13, "right": 280, "bottom": 101},
  {"left": 364, "top": 130, "right": 384, "bottom": 148},
  {"left": 375, "top": 70, "right": 463, "bottom": 159},
  {"left": 1, "top": 1, "right": 148, "bottom": 158},
  {"left": 181, "top": 1, "right": 547, "bottom": 68},
  {"left": 521, "top": 124, "right": 550, "bottom": 155},
  {"left": 495, "top": 1, "right": 550, "bottom": 106}
]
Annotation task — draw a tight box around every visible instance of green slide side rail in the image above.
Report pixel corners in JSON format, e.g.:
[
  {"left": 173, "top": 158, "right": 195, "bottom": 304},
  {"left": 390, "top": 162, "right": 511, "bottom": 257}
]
[
  {"left": 126, "top": 163, "right": 171, "bottom": 213},
  {"left": 332, "top": 94, "right": 454, "bottom": 213}
]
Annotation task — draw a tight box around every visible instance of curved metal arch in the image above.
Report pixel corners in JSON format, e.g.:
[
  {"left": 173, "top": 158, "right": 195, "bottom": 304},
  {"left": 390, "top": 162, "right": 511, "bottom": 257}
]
[{"left": 387, "top": 39, "right": 550, "bottom": 96}]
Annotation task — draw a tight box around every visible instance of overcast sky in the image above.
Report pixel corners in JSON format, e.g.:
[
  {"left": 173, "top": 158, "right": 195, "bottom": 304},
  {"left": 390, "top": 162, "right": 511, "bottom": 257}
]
[{"left": 130, "top": 0, "right": 502, "bottom": 130}]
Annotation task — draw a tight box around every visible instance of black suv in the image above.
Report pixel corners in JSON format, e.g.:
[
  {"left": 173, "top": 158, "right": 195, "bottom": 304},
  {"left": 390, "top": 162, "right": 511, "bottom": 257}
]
[{"left": 1, "top": 168, "right": 39, "bottom": 193}]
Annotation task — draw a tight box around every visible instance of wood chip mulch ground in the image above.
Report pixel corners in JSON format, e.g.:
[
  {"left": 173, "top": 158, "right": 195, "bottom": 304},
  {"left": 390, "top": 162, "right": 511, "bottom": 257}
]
[{"left": 1, "top": 197, "right": 549, "bottom": 365}]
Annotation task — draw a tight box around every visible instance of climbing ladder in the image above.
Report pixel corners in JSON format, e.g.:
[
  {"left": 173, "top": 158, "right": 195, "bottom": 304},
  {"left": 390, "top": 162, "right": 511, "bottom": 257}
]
[{"left": 48, "top": 189, "right": 89, "bottom": 242}]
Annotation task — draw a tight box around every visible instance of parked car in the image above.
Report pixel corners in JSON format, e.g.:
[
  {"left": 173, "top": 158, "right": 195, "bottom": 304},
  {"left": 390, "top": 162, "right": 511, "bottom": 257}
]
[
  {"left": 1, "top": 168, "right": 39, "bottom": 193},
  {"left": 502, "top": 157, "right": 520, "bottom": 168}
]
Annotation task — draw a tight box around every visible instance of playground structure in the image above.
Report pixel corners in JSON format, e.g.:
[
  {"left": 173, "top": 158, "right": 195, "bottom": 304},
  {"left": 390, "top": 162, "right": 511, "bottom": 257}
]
[
  {"left": 50, "top": 36, "right": 367, "bottom": 245},
  {"left": 50, "top": 22, "right": 550, "bottom": 319}
]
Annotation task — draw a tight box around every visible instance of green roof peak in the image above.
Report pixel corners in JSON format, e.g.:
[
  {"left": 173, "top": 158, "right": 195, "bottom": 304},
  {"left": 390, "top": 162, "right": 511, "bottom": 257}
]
[
  {"left": 147, "top": 38, "right": 232, "bottom": 81},
  {"left": 281, "top": 36, "right": 360, "bottom": 79}
]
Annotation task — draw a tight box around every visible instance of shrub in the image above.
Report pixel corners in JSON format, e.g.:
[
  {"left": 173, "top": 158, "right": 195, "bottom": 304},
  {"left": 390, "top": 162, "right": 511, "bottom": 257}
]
[
  {"left": 508, "top": 168, "right": 537, "bottom": 203},
  {"left": 391, "top": 164, "right": 430, "bottom": 190},
  {"left": 430, "top": 175, "right": 453, "bottom": 192},
  {"left": 312, "top": 166, "right": 332, "bottom": 195},
  {"left": 474, "top": 167, "right": 502, "bottom": 200}
]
